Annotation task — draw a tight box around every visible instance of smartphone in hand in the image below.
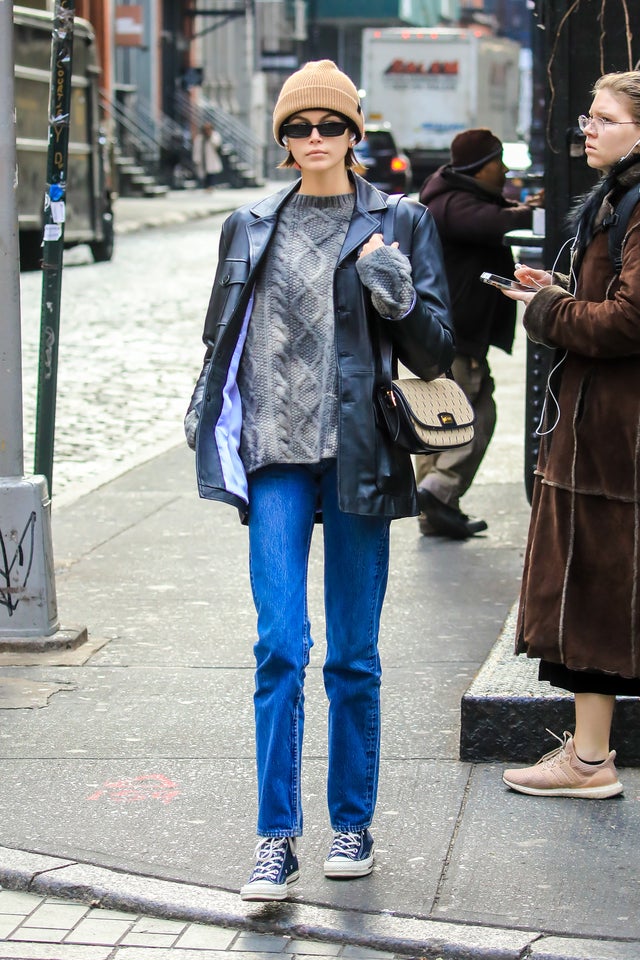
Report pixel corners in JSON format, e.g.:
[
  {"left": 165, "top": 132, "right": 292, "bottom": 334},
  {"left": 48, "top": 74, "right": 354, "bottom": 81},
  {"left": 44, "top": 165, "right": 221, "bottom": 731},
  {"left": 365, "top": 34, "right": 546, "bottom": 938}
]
[{"left": 480, "top": 272, "right": 537, "bottom": 292}]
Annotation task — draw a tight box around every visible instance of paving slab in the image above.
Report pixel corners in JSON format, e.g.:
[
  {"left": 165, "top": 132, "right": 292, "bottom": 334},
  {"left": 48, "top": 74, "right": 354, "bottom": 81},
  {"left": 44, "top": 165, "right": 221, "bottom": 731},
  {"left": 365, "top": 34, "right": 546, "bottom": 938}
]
[
  {"left": 0, "top": 677, "right": 76, "bottom": 710},
  {"left": 0, "top": 945, "right": 113, "bottom": 959},
  {"left": 528, "top": 938, "right": 640, "bottom": 960},
  {"left": 432, "top": 763, "right": 640, "bottom": 939},
  {"left": 0, "top": 662, "right": 474, "bottom": 761},
  {"left": 0, "top": 758, "right": 469, "bottom": 913},
  {"left": 20, "top": 903, "right": 89, "bottom": 929}
]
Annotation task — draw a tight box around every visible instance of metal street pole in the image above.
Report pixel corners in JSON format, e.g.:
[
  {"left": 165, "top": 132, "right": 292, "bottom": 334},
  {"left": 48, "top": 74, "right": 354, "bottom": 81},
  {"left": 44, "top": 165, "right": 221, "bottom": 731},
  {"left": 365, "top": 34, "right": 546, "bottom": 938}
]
[
  {"left": 34, "top": 0, "right": 77, "bottom": 495},
  {"left": 0, "top": 0, "right": 24, "bottom": 481},
  {"left": 0, "top": 1, "right": 59, "bottom": 643}
]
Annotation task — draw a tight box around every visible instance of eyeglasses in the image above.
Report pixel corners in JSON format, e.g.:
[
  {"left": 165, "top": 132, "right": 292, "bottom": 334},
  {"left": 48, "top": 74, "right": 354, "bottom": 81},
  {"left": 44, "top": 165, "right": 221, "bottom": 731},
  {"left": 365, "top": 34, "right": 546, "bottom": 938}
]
[
  {"left": 578, "top": 114, "right": 640, "bottom": 134},
  {"left": 281, "top": 120, "right": 350, "bottom": 139}
]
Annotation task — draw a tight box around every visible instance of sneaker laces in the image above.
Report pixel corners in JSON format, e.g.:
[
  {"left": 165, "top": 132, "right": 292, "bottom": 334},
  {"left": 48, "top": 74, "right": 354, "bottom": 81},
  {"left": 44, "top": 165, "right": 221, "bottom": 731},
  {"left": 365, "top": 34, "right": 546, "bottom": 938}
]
[
  {"left": 250, "top": 836, "right": 289, "bottom": 882},
  {"left": 328, "top": 831, "right": 362, "bottom": 859},
  {"left": 535, "top": 729, "right": 572, "bottom": 768}
]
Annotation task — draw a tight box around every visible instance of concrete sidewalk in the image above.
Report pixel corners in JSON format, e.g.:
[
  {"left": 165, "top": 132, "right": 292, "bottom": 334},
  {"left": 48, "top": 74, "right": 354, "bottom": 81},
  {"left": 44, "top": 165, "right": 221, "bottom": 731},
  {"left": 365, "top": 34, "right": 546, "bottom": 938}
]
[{"left": 1, "top": 187, "right": 639, "bottom": 960}]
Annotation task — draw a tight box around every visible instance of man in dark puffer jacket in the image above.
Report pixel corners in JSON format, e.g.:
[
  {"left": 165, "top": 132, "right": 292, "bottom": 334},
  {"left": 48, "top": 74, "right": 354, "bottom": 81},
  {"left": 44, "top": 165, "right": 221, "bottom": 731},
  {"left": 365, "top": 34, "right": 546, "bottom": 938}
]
[{"left": 416, "top": 128, "right": 537, "bottom": 539}]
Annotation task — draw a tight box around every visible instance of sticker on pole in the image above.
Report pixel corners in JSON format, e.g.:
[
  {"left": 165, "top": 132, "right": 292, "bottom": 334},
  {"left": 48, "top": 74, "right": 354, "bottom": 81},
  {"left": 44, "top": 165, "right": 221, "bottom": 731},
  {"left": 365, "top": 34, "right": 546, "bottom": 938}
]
[{"left": 44, "top": 224, "right": 62, "bottom": 241}]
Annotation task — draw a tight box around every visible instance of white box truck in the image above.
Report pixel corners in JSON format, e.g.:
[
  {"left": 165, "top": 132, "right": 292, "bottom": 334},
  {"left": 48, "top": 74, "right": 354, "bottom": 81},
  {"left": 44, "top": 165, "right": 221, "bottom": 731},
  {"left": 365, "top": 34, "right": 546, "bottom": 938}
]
[{"left": 361, "top": 27, "right": 521, "bottom": 188}]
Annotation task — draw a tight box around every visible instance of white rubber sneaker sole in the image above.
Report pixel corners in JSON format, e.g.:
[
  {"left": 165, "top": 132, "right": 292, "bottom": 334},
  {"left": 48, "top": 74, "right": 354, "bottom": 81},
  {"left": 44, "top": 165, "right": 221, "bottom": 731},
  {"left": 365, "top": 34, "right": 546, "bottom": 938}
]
[
  {"left": 323, "top": 852, "right": 374, "bottom": 878},
  {"left": 502, "top": 775, "right": 624, "bottom": 799},
  {"left": 240, "top": 870, "right": 300, "bottom": 901}
]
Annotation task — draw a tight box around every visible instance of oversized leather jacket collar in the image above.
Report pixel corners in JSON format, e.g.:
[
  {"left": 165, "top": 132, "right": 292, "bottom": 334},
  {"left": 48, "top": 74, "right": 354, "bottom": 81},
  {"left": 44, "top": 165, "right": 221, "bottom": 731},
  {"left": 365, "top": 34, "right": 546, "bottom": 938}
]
[{"left": 193, "top": 174, "right": 454, "bottom": 521}]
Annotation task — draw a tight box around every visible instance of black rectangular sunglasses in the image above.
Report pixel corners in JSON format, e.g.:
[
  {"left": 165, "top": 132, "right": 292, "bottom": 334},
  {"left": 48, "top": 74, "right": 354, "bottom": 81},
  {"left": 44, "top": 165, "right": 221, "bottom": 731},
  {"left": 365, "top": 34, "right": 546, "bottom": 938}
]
[{"left": 281, "top": 120, "right": 350, "bottom": 139}]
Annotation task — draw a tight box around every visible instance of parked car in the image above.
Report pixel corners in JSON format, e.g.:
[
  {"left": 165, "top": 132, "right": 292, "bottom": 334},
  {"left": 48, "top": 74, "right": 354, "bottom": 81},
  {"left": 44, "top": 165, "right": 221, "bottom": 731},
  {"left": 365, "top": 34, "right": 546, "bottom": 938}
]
[{"left": 354, "top": 123, "right": 412, "bottom": 194}]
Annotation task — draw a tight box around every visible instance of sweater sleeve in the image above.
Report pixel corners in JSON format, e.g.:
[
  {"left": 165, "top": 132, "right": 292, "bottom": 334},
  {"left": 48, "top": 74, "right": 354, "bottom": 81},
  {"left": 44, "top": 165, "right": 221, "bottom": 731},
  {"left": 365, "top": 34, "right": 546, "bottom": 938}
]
[{"left": 355, "top": 245, "right": 415, "bottom": 318}]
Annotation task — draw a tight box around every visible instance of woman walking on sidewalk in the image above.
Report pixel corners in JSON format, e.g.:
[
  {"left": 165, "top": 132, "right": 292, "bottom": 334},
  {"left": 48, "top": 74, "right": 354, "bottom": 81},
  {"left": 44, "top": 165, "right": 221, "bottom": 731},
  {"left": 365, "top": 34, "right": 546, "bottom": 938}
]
[
  {"left": 500, "top": 70, "right": 640, "bottom": 798},
  {"left": 184, "top": 61, "right": 453, "bottom": 898}
]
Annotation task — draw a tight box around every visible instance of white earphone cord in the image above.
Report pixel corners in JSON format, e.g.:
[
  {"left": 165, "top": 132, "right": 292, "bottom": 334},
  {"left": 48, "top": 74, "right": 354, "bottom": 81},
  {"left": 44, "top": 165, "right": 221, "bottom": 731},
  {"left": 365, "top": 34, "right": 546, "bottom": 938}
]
[
  {"left": 535, "top": 350, "right": 568, "bottom": 436},
  {"left": 533, "top": 235, "right": 577, "bottom": 436},
  {"left": 620, "top": 135, "right": 640, "bottom": 162}
]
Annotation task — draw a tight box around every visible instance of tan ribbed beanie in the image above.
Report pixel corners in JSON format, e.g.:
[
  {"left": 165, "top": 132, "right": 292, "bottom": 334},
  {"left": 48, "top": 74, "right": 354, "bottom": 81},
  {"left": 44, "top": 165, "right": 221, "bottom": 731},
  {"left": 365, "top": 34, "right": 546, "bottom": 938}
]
[{"left": 273, "top": 60, "right": 364, "bottom": 145}]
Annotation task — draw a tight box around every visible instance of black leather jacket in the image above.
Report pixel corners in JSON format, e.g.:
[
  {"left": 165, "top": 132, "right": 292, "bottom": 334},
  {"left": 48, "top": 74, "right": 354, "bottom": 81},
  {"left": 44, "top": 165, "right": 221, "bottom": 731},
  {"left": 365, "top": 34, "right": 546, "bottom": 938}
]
[{"left": 189, "top": 174, "right": 454, "bottom": 521}]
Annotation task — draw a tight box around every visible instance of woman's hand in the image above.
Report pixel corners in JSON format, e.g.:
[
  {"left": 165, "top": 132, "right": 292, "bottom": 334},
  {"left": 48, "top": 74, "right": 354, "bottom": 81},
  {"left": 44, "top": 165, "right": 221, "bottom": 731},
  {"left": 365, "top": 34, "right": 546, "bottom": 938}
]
[
  {"left": 359, "top": 233, "right": 399, "bottom": 259},
  {"left": 501, "top": 263, "right": 553, "bottom": 304},
  {"left": 502, "top": 287, "right": 537, "bottom": 304},
  {"left": 514, "top": 263, "right": 553, "bottom": 288}
]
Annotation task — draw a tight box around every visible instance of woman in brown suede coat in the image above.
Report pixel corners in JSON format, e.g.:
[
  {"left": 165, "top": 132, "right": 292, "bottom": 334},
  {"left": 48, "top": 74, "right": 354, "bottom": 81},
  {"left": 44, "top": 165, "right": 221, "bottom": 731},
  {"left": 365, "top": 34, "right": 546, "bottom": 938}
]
[{"left": 499, "top": 71, "right": 640, "bottom": 799}]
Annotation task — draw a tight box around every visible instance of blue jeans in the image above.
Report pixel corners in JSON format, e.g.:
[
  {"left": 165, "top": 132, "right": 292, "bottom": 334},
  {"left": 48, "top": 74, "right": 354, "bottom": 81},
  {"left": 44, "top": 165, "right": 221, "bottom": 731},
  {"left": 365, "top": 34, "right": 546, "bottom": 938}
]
[{"left": 247, "top": 460, "right": 390, "bottom": 837}]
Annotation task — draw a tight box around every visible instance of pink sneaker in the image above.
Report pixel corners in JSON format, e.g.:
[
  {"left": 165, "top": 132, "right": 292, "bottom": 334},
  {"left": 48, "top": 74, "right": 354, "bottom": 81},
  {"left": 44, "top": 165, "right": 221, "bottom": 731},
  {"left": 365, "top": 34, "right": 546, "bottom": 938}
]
[{"left": 503, "top": 731, "right": 624, "bottom": 799}]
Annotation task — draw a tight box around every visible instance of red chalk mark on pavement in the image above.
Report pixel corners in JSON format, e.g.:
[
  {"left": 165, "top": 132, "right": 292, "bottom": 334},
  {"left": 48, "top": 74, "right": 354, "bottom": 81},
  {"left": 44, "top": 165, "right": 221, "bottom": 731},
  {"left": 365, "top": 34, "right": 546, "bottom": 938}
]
[{"left": 87, "top": 773, "right": 180, "bottom": 803}]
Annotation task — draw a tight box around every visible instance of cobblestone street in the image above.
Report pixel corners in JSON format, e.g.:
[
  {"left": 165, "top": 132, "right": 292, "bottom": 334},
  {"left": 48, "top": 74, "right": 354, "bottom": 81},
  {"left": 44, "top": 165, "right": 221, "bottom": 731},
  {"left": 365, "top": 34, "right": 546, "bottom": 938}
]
[{"left": 18, "top": 215, "right": 225, "bottom": 500}]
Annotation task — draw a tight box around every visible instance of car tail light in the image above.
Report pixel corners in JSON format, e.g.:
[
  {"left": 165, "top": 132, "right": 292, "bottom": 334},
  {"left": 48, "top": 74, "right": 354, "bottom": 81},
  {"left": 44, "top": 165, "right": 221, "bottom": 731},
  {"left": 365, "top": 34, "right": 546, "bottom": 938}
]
[{"left": 391, "top": 156, "right": 408, "bottom": 172}]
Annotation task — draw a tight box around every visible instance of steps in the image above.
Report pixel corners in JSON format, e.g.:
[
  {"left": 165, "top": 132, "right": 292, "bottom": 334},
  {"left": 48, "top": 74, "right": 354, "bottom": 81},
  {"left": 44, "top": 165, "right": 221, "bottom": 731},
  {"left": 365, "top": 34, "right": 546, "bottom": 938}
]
[
  {"left": 114, "top": 150, "right": 260, "bottom": 196},
  {"left": 114, "top": 154, "right": 169, "bottom": 198},
  {"left": 220, "top": 144, "right": 263, "bottom": 188}
]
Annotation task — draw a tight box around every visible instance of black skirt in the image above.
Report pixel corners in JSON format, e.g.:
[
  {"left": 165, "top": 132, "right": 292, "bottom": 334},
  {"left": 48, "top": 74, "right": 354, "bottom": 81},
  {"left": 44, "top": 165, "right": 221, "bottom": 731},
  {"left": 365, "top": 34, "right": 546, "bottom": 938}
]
[{"left": 539, "top": 659, "right": 640, "bottom": 696}]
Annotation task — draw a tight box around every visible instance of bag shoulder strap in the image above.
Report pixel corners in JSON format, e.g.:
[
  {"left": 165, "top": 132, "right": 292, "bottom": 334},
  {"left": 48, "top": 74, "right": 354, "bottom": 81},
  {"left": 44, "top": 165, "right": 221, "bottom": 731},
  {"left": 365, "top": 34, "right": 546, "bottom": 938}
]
[
  {"left": 608, "top": 183, "right": 640, "bottom": 274},
  {"left": 382, "top": 193, "right": 405, "bottom": 247},
  {"left": 376, "top": 194, "right": 407, "bottom": 381},
  {"left": 375, "top": 193, "right": 452, "bottom": 385}
]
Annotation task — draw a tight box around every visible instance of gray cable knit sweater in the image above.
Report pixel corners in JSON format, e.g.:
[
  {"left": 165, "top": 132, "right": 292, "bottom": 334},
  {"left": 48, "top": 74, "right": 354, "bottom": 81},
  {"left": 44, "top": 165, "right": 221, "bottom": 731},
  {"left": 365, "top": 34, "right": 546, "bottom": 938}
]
[{"left": 237, "top": 191, "right": 414, "bottom": 475}]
